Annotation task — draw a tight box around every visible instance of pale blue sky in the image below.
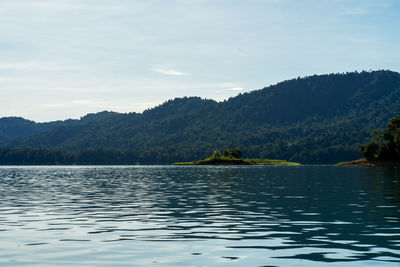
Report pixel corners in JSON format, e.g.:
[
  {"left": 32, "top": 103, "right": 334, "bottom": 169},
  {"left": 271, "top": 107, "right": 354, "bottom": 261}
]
[{"left": 1, "top": 0, "right": 399, "bottom": 121}]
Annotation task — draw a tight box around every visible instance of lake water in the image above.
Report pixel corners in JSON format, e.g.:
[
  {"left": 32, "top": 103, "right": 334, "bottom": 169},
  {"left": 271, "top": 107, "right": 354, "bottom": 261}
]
[{"left": 0, "top": 166, "right": 399, "bottom": 266}]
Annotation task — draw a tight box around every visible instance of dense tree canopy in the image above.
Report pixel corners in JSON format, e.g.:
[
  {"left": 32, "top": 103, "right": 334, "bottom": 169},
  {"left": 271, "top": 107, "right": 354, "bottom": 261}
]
[
  {"left": 1, "top": 70, "right": 400, "bottom": 165},
  {"left": 359, "top": 116, "right": 400, "bottom": 161}
]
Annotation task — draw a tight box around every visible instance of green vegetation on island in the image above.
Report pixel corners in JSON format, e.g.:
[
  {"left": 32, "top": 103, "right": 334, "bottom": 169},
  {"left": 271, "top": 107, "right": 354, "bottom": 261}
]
[
  {"left": 173, "top": 149, "right": 300, "bottom": 166},
  {"left": 337, "top": 116, "right": 400, "bottom": 166}
]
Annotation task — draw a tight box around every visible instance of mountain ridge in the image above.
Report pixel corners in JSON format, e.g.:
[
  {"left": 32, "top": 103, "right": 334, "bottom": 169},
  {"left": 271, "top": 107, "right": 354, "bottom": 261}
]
[{"left": 1, "top": 70, "right": 400, "bottom": 164}]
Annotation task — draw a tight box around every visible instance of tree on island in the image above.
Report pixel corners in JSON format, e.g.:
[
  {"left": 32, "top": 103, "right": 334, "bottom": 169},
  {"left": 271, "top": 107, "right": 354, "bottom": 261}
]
[
  {"left": 223, "top": 149, "right": 242, "bottom": 159},
  {"left": 211, "top": 149, "right": 222, "bottom": 159},
  {"left": 359, "top": 115, "right": 400, "bottom": 161},
  {"left": 210, "top": 149, "right": 243, "bottom": 160}
]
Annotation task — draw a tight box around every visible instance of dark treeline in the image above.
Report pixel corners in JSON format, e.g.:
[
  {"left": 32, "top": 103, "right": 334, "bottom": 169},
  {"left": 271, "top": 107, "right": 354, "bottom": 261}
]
[
  {"left": 1, "top": 70, "right": 400, "bottom": 164},
  {"left": 0, "top": 146, "right": 206, "bottom": 165},
  {"left": 0, "top": 147, "right": 141, "bottom": 165}
]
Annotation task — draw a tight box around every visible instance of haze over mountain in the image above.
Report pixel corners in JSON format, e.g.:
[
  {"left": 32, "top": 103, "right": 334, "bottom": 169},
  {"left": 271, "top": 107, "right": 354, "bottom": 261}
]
[{"left": 1, "top": 70, "right": 400, "bottom": 164}]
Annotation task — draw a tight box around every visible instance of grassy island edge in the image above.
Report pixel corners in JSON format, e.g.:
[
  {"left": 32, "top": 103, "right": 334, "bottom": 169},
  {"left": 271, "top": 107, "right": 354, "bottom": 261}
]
[
  {"left": 337, "top": 158, "right": 400, "bottom": 166},
  {"left": 172, "top": 149, "right": 300, "bottom": 166},
  {"left": 172, "top": 159, "right": 300, "bottom": 166}
]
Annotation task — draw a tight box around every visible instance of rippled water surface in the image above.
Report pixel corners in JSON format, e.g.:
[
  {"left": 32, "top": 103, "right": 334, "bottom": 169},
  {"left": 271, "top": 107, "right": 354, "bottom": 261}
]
[{"left": 0, "top": 166, "right": 399, "bottom": 266}]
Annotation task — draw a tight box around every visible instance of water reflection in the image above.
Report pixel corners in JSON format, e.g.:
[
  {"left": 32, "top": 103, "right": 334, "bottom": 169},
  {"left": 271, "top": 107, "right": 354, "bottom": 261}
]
[{"left": 0, "top": 166, "right": 399, "bottom": 266}]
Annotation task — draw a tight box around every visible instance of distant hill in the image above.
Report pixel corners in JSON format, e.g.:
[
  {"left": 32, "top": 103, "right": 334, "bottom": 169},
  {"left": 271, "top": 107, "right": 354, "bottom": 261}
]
[
  {"left": 1, "top": 70, "right": 400, "bottom": 164},
  {"left": 0, "top": 117, "right": 78, "bottom": 143}
]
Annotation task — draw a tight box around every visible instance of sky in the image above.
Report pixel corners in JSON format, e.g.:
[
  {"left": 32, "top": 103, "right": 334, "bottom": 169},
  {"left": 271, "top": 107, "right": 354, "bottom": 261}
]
[{"left": 0, "top": 0, "right": 399, "bottom": 122}]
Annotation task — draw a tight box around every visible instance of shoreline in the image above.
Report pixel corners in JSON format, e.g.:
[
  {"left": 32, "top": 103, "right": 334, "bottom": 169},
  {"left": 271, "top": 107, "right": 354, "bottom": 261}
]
[
  {"left": 173, "top": 158, "right": 300, "bottom": 166},
  {"left": 337, "top": 158, "right": 400, "bottom": 166}
]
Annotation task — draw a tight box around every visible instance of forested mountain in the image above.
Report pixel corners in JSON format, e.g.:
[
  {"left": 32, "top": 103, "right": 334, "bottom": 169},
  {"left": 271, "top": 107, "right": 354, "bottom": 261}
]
[
  {"left": 0, "top": 117, "right": 77, "bottom": 143},
  {"left": 1, "top": 70, "right": 400, "bottom": 164}
]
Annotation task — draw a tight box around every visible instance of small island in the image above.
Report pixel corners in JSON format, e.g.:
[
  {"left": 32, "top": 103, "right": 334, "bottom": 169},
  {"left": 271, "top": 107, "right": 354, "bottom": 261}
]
[
  {"left": 337, "top": 115, "right": 400, "bottom": 166},
  {"left": 173, "top": 149, "right": 300, "bottom": 166}
]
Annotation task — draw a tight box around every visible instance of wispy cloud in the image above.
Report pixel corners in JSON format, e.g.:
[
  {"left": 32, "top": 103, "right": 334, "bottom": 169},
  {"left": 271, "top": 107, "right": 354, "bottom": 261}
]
[
  {"left": 215, "top": 88, "right": 244, "bottom": 93},
  {"left": 230, "top": 87, "right": 244, "bottom": 91},
  {"left": 42, "top": 99, "right": 131, "bottom": 109},
  {"left": 0, "top": 62, "right": 83, "bottom": 71},
  {"left": 41, "top": 100, "right": 105, "bottom": 109},
  {"left": 151, "top": 66, "right": 189, "bottom": 76},
  {"left": 0, "top": 0, "right": 397, "bottom": 121},
  {"left": 340, "top": 7, "right": 368, "bottom": 15},
  {"left": 0, "top": 0, "right": 91, "bottom": 11},
  {"left": 40, "top": 99, "right": 157, "bottom": 115},
  {"left": 0, "top": 76, "right": 9, "bottom": 83},
  {"left": 218, "top": 82, "right": 237, "bottom": 87},
  {"left": 215, "top": 82, "right": 244, "bottom": 92}
]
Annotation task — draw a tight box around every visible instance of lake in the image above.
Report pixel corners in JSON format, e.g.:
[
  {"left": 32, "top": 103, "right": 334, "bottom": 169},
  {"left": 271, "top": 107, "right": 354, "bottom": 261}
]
[{"left": 0, "top": 166, "right": 399, "bottom": 266}]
